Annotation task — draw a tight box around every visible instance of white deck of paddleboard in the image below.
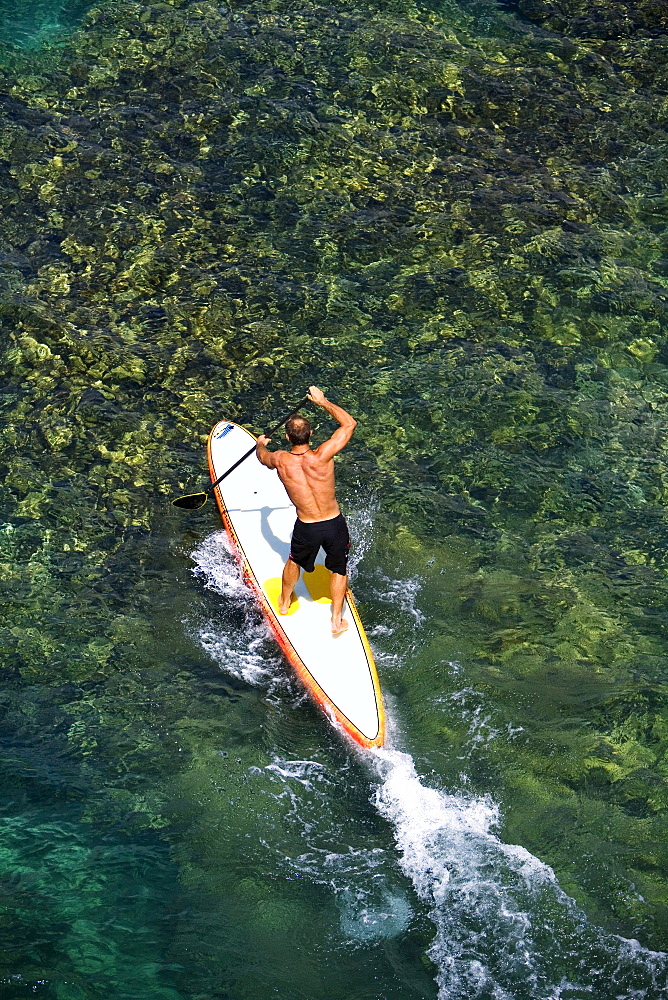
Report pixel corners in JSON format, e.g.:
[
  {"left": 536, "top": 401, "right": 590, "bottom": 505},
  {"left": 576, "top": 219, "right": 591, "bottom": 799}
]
[{"left": 209, "top": 419, "right": 381, "bottom": 742}]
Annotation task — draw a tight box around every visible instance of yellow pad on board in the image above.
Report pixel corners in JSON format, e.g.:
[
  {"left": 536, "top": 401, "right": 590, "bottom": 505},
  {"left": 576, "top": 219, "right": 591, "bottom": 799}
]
[
  {"left": 304, "top": 564, "right": 332, "bottom": 604},
  {"left": 264, "top": 577, "right": 300, "bottom": 615}
]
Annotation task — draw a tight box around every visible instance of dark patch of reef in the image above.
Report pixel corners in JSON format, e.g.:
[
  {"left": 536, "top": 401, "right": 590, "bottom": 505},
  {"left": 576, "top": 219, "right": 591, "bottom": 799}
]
[{"left": 512, "top": 0, "right": 668, "bottom": 90}]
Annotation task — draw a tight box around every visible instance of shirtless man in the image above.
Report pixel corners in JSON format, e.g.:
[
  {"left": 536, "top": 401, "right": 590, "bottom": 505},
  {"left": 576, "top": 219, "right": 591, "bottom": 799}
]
[{"left": 256, "top": 386, "right": 357, "bottom": 635}]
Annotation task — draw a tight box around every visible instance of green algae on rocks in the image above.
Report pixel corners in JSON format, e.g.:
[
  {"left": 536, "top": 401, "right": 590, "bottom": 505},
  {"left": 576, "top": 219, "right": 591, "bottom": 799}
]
[{"left": 1, "top": 0, "right": 668, "bottom": 960}]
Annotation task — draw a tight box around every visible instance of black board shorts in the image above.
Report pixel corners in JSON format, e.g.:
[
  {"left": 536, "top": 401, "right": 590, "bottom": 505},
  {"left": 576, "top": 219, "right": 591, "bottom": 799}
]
[{"left": 289, "top": 513, "right": 351, "bottom": 576}]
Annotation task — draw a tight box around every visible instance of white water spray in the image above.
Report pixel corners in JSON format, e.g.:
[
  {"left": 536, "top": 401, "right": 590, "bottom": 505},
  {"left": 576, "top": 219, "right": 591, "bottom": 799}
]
[
  {"left": 370, "top": 745, "right": 667, "bottom": 999},
  {"left": 191, "top": 530, "right": 667, "bottom": 999},
  {"left": 190, "top": 531, "right": 283, "bottom": 688}
]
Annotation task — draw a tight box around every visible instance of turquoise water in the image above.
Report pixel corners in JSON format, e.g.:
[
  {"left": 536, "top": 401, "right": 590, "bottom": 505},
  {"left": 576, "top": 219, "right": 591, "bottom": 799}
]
[
  {"left": 2, "top": 0, "right": 668, "bottom": 995},
  {"left": 0, "top": 0, "right": 93, "bottom": 48}
]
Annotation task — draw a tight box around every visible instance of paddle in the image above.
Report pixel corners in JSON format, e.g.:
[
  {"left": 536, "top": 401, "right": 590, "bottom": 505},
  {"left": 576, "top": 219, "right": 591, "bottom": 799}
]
[{"left": 171, "top": 398, "right": 310, "bottom": 510}]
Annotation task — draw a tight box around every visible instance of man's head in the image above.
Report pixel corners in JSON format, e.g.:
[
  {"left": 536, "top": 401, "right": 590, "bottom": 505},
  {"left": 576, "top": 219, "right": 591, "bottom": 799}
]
[{"left": 286, "top": 415, "right": 312, "bottom": 446}]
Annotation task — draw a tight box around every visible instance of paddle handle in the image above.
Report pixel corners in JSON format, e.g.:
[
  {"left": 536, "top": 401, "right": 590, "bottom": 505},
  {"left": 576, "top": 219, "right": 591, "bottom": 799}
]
[{"left": 207, "top": 397, "right": 309, "bottom": 495}]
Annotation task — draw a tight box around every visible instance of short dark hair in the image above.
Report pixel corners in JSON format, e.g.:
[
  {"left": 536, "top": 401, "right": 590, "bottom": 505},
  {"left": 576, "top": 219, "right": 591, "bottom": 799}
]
[{"left": 286, "top": 415, "right": 311, "bottom": 446}]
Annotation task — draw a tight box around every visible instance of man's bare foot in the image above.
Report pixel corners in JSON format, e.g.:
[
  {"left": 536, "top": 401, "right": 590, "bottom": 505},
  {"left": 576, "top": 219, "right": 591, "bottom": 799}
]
[
  {"left": 331, "top": 618, "right": 349, "bottom": 635},
  {"left": 279, "top": 593, "right": 294, "bottom": 615}
]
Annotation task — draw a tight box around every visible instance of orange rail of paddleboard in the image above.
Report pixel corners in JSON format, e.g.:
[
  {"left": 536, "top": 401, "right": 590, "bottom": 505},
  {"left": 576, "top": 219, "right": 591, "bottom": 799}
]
[{"left": 207, "top": 425, "right": 385, "bottom": 749}]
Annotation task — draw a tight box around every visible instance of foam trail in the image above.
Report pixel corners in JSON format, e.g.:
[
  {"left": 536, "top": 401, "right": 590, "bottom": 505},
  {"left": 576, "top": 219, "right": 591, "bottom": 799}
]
[
  {"left": 374, "top": 570, "right": 425, "bottom": 624},
  {"left": 190, "top": 531, "right": 283, "bottom": 688},
  {"left": 191, "top": 530, "right": 251, "bottom": 604},
  {"left": 346, "top": 499, "right": 379, "bottom": 580},
  {"left": 191, "top": 530, "right": 667, "bottom": 996},
  {"left": 371, "top": 746, "right": 668, "bottom": 999}
]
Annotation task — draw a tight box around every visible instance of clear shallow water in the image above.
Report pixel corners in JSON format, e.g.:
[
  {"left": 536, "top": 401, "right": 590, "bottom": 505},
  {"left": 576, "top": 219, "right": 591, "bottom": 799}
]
[
  {"left": 0, "top": 0, "right": 93, "bottom": 48},
  {"left": 189, "top": 526, "right": 668, "bottom": 999},
  {"left": 1, "top": 0, "right": 668, "bottom": 995}
]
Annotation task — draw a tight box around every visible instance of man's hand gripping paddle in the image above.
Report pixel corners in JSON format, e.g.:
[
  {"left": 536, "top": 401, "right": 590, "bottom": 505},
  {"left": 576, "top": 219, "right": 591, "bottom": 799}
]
[{"left": 171, "top": 398, "right": 310, "bottom": 510}]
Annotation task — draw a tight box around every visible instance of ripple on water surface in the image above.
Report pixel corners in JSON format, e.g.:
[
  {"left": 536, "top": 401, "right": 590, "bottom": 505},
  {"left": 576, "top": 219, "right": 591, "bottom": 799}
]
[
  {"left": 373, "top": 747, "right": 668, "bottom": 999},
  {"left": 190, "top": 528, "right": 668, "bottom": 999},
  {"left": 0, "top": 0, "right": 95, "bottom": 47},
  {"left": 2, "top": 0, "right": 668, "bottom": 990}
]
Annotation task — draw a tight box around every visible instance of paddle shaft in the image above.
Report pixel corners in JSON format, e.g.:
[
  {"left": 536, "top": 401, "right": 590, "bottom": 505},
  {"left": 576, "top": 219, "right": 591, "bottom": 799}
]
[{"left": 207, "top": 398, "right": 309, "bottom": 495}]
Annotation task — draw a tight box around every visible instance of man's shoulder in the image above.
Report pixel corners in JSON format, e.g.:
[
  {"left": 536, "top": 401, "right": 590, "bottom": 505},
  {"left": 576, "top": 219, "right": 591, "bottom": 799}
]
[
  {"left": 271, "top": 448, "right": 291, "bottom": 468},
  {"left": 311, "top": 442, "right": 337, "bottom": 462}
]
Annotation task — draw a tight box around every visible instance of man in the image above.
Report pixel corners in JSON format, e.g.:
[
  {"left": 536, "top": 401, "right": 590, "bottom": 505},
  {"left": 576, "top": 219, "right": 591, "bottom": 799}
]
[{"left": 256, "top": 385, "right": 357, "bottom": 635}]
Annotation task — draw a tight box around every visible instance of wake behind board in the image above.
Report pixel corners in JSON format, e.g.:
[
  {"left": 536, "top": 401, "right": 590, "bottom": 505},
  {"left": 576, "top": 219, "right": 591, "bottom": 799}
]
[{"left": 207, "top": 419, "right": 385, "bottom": 749}]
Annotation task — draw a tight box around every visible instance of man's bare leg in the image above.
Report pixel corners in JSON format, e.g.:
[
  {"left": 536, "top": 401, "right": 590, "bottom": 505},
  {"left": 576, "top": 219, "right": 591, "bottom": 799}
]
[
  {"left": 330, "top": 572, "right": 348, "bottom": 634},
  {"left": 279, "top": 558, "right": 301, "bottom": 614}
]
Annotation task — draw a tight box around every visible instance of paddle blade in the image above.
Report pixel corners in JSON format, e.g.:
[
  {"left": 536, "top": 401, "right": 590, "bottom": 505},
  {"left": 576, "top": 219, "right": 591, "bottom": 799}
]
[{"left": 172, "top": 491, "right": 208, "bottom": 510}]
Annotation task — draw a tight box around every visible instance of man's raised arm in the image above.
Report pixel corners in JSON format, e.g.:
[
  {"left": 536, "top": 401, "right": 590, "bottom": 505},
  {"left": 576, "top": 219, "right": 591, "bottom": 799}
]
[
  {"left": 256, "top": 434, "right": 278, "bottom": 468},
  {"left": 309, "top": 385, "right": 357, "bottom": 459}
]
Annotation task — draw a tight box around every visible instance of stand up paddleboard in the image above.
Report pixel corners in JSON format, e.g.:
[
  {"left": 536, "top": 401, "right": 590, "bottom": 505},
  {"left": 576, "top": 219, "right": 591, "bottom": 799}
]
[{"left": 208, "top": 419, "right": 385, "bottom": 749}]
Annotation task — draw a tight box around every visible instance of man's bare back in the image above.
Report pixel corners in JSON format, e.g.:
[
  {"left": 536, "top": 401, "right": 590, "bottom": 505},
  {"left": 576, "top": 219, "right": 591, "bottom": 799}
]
[
  {"left": 266, "top": 443, "right": 340, "bottom": 522},
  {"left": 255, "top": 386, "right": 356, "bottom": 521},
  {"left": 255, "top": 386, "right": 357, "bottom": 633}
]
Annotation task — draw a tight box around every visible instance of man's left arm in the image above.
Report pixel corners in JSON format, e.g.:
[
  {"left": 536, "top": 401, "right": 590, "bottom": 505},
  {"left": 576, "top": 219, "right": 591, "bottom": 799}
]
[
  {"left": 256, "top": 435, "right": 278, "bottom": 469},
  {"left": 308, "top": 388, "right": 357, "bottom": 462}
]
